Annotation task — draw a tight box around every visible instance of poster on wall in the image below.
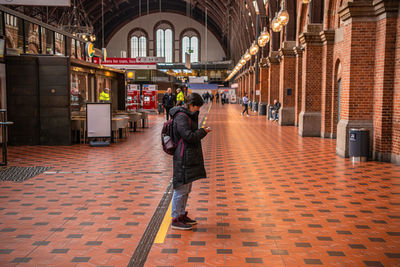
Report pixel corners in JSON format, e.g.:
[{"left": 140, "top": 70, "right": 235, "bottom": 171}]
[
  {"left": 86, "top": 103, "right": 111, "bottom": 139},
  {"left": 0, "top": 0, "right": 71, "bottom": 6}
]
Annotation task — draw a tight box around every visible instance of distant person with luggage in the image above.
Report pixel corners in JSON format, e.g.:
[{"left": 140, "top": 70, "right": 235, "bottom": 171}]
[
  {"left": 169, "top": 93, "right": 212, "bottom": 230},
  {"left": 162, "top": 88, "right": 176, "bottom": 120}
]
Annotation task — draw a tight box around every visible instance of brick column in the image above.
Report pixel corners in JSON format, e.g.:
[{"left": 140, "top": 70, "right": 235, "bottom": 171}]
[
  {"left": 372, "top": 1, "right": 398, "bottom": 162},
  {"left": 336, "top": 1, "right": 376, "bottom": 158},
  {"left": 267, "top": 51, "right": 280, "bottom": 120},
  {"left": 278, "top": 41, "right": 296, "bottom": 126},
  {"left": 298, "top": 24, "right": 323, "bottom": 137},
  {"left": 320, "top": 30, "right": 335, "bottom": 138},
  {"left": 293, "top": 46, "right": 303, "bottom": 127}
]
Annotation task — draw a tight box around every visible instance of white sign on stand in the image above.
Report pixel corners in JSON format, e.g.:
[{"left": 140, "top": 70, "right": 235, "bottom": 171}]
[{"left": 86, "top": 103, "right": 111, "bottom": 138}]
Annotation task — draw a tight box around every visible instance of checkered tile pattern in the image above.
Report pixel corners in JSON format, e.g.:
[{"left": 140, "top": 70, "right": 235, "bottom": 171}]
[
  {"left": 0, "top": 103, "right": 399, "bottom": 267},
  {"left": 146, "top": 104, "right": 400, "bottom": 267}
]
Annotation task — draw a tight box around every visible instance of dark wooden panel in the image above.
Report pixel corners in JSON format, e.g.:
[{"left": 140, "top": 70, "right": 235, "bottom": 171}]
[
  {"left": 6, "top": 56, "right": 40, "bottom": 145},
  {"left": 37, "top": 56, "right": 71, "bottom": 145}
]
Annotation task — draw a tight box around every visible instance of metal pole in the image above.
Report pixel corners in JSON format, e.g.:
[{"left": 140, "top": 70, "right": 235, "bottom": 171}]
[
  {"left": 205, "top": 6, "right": 207, "bottom": 73},
  {"left": 102, "top": 0, "right": 104, "bottom": 48},
  {"left": 255, "top": 14, "right": 260, "bottom": 85}
]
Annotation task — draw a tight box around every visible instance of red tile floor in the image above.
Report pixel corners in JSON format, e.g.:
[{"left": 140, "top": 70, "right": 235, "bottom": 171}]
[{"left": 0, "top": 103, "right": 399, "bottom": 267}]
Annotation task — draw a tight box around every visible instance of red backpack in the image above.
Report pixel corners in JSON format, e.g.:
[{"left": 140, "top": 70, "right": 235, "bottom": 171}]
[{"left": 161, "top": 112, "right": 191, "bottom": 155}]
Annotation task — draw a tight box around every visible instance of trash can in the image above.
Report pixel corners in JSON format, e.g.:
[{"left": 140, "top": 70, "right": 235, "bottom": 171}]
[
  {"left": 349, "top": 128, "right": 369, "bottom": 162},
  {"left": 259, "top": 104, "right": 267, "bottom": 115},
  {"left": 253, "top": 102, "right": 258, "bottom": 112}
]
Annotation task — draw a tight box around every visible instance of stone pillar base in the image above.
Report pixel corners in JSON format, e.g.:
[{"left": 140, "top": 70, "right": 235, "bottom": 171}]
[
  {"left": 279, "top": 107, "right": 295, "bottom": 126},
  {"left": 336, "top": 119, "right": 373, "bottom": 158},
  {"left": 373, "top": 151, "right": 391, "bottom": 162},
  {"left": 321, "top": 132, "right": 336, "bottom": 139},
  {"left": 391, "top": 153, "right": 400, "bottom": 166},
  {"left": 298, "top": 111, "right": 321, "bottom": 137}
]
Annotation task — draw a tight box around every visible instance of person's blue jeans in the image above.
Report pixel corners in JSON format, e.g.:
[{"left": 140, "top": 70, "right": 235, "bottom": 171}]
[{"left": 171, "top": 183, "right": 192, "bottom": 218}]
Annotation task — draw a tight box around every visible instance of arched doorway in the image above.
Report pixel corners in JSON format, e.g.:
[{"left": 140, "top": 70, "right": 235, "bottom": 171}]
[{"left": 333, "top": 59, "right": 342, "bottom": 136}]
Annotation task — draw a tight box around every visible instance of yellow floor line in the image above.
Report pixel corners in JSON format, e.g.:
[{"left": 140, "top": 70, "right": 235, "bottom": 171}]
[{"left": 154, "top": 200, "right": 172, "bottom": 244}]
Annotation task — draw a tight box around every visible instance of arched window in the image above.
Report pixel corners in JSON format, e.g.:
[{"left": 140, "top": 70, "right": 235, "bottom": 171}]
[
  {"left": 180, "top": 29, "right": 200, "bottom": 63},
  {"left": 128, "top": 28, "right": 148, "bottom": 58},
  {"left": 156, "top": 28, "right": 173, "bottom": 62}
]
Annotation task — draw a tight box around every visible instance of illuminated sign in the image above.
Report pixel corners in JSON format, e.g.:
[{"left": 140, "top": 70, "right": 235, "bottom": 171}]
[{"left": 85, "top": 43, "right": 94, "bottom": 58}]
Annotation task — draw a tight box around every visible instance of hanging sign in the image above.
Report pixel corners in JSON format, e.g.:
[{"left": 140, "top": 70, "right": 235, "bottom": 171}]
[
  {"left": 85, "top": 43, "right": 94, "bottom": 58},
  {"left": 0, "top": 0, "right": 71, "bottom": 5},
  {"left": 102, "top": 48, "right": 107, "bottom": 61}
]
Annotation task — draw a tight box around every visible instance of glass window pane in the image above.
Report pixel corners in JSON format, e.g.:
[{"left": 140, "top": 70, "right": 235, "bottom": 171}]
[
  {"left": 139, "top": 36, "right": 146, "bottom": 57},
  {"left": 76, "top": 41, "right": 82, "bottom": 59},
  {"left": 131, "top": 36, "right": 138, "bottom": 58},
  {"left": 182, "top": 36, "right": 189, "bottom": 63},
  {"left": 156, "top": 29, "right": 163, "bottom": 57},
  {"left": 24, "top": 22, "right": 40, "bottom": 54},
  {"left": 71, "top": 38, "right": 76, "bottom": 58},
  {"left": 191, "top": 36, "right": 198, "bottom": 63},
  {"left": 55, "top": 32, "right": 65, "bottom": 56},
  {"left": 165, "top": 29, "right": 172, "bottom": 63},
  {"left": 42, "top": 28, "right": 54, "bottom": 55},
  {"left": 80, "top": 41, "right": 85, "bottom": 60}
]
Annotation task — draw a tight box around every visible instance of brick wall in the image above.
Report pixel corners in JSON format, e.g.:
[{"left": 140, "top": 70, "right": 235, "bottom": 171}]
[
  {"left": 268, "top": 63, "right": 280, "bottom": 105},
  {"left": 279, "top": 55, "right": 296, "bottom": 108},
  {"left": 392, "top": 14, "right": 400, "bottom": 157},
  {"left": 320, "top": 31, "right": 335, "bottom": 137},
  {"left": 259, "top": 68, "right": 269, "bottom": 103},
  {"left": 301, "top": 43, "right": 323, "bottom": 112},
  {"left": 341, "top": 21, "right": 376, "bottom": 121},
  {"left": 294, "top": 50, "right": 302, "bottom": 126},
  {"left": 373, "top": 17, "right": 397, "bottom": 156}
]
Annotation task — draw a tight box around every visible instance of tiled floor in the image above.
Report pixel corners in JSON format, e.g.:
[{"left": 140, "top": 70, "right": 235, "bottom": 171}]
[{"left": 0, "top": 103, "right": 399, "bottom": 267}]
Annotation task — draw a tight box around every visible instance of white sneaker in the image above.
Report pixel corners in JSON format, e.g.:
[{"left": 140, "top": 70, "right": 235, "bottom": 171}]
[
  {"left": 247, "top": 114, "right": 250, "bottom": 117},
  {"left": 241, "top": 113, "right": 243, "bottom": 116}
]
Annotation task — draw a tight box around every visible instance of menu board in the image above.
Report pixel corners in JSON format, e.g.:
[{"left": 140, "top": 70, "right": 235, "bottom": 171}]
[{"left": 86, "top": 103, "right": 111, "bottom": 138}]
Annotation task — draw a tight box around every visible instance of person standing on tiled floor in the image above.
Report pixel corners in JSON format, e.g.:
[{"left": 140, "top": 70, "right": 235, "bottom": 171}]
[
  {"left": 241, "top": 93, "right": 250, "bottom": 117},
  {"left": 170, "top": 93, "right": 212, "bottom": 230}
]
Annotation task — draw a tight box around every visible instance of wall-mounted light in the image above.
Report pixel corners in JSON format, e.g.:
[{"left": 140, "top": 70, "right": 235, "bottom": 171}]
[
  {"left": 249, "top": 41, "right": 259, "bottom": 55},
  {"left": 258, "top": 27, "right": 270, "bottom": 47},
  {"left": 271, "top": 16, "right": 282, "bottom": 32},
  {"left": 244, "top": 49, "right": 252, "bottom": 61},
  {"left": 277, "top": 9, "right": 289, "bottom": 26}
]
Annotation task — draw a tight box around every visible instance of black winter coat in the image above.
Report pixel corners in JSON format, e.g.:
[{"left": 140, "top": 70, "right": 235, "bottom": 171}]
[
  {"left": 170, "top": 106, "right": 208, "bottom": 189},
  {"left": 162, "top": 93, "right": 176, "bottom": 108}
]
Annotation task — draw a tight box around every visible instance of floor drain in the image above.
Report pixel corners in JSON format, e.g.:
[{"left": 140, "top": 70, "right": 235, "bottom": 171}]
[{"left": 0, "top": 166, "right": 52, "bottom": 182}]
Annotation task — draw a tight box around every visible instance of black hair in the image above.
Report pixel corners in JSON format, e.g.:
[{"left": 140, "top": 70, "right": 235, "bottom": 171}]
[{"left": 185, "top": 93, "right": 204, "bottom": 107}]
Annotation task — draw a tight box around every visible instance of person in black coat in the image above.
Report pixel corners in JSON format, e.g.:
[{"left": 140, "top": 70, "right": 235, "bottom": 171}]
[
  {"left": 162, "top": 88, "right": 176, "bottom": 120},
  {"left": 169, "top": 93, "right": 212, "bottom": 230}
]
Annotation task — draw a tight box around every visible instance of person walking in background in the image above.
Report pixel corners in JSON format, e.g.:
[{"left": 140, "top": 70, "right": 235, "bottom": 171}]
[
  {"left": 169, "top": 93, "right": 212, "bottom": 230},
  {"left": 176, "top": 88, "right": 184, "bottom": 106},
  {"left": 221, "top": 92, "right": 225, "bottom": 105},
  {"left": 241, "top": 93, "right": 250, "bottom": 117},
  {"left": 162, "top": 88, "right": 176, "bottom": 120},
  {"left": 215, "top": 92, "right": 219, "bottom": 103}
]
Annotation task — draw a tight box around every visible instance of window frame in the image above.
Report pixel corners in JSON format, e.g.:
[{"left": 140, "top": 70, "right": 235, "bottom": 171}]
[
  {"left": 153, "top": 20, "right": 174, "bottom": 63},
  {"left": 127, "top": 28, "right": 148, "bottom": 58},
  {"left": 179, "top": 28, "right": 201, "bottom": 63}
]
